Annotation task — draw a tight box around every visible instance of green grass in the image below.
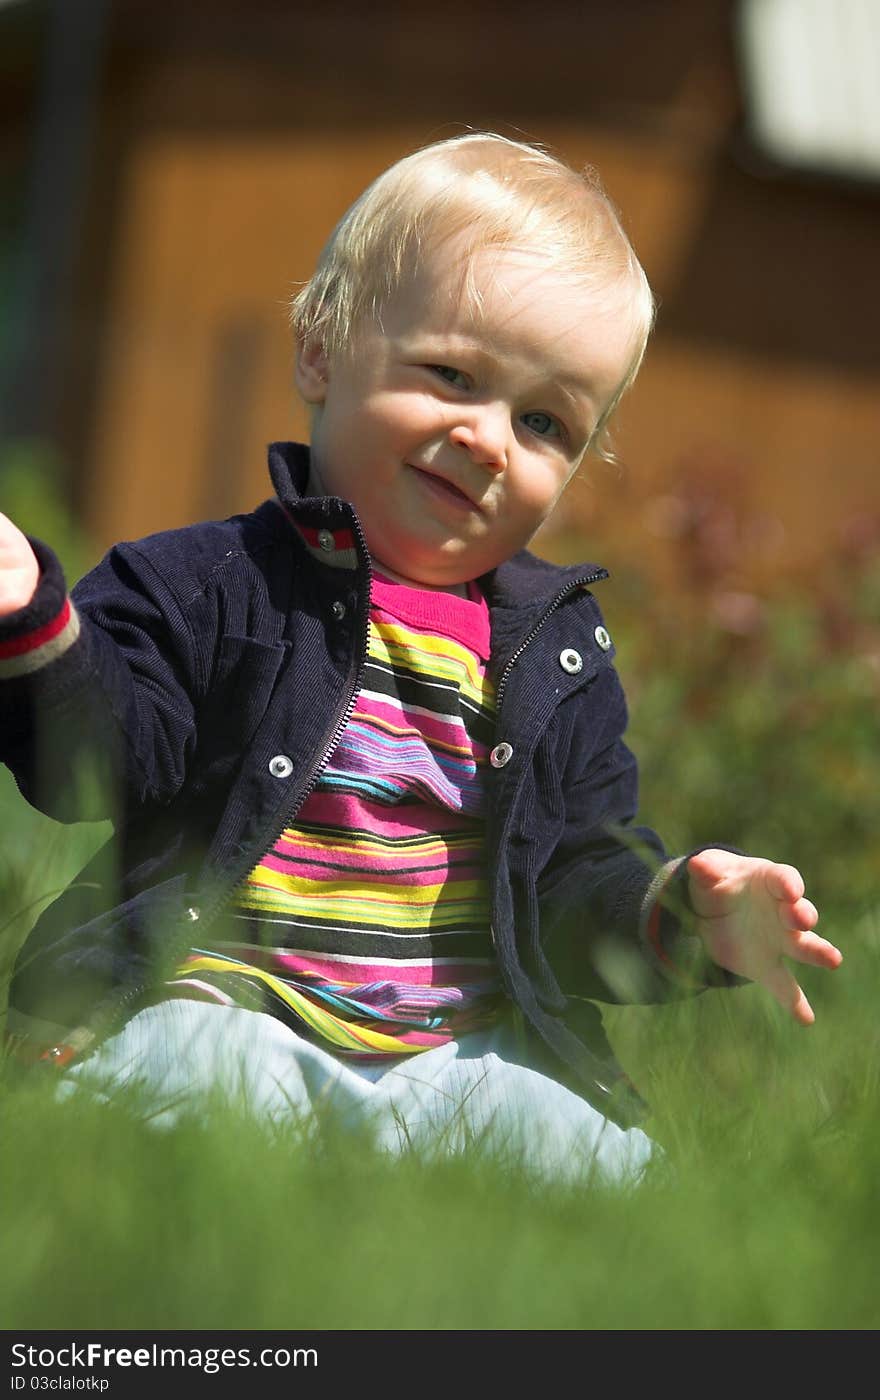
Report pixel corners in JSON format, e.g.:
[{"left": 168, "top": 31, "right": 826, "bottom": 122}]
[{"left": 2, "top": 1040, "right": 879, "bottom": 1331}]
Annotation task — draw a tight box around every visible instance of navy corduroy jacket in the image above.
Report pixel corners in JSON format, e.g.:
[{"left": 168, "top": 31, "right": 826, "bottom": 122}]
[{"left": 0, "top": 442, "right": 730, "bottom": 1125}]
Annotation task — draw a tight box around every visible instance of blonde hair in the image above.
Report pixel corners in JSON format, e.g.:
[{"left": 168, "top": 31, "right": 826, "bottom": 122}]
[{"left": 290, "top": 131, "right": 656, "bottom": 459}]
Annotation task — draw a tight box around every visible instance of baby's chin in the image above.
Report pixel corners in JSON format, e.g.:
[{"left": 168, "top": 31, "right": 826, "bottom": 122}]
[{"left": 370, "top": 558, "right": 469, "bottom": 597}]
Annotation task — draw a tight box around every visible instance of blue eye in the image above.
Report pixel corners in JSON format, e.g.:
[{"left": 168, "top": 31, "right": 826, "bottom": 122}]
[
  {"left": 521, "top": 411, "right": 559, "bottom": 437},
  {"left": 430, "top": 365, "right": 468, "bottom": 388}
]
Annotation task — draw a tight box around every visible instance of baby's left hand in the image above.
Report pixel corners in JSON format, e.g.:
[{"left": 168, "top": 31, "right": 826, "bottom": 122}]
[{"left": 687, "top": 849, "right": 842, "bottom": 1024}]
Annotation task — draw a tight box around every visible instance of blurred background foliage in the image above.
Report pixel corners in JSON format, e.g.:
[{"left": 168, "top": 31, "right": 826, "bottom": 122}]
[
  {"left": 0, "top": 437, "right": 94, "bottom": 579},
  {"left": 550, "top": 443, "right": 880, "bottom": 929}
]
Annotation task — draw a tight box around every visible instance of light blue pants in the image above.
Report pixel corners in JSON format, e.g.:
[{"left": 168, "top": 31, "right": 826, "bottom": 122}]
[{"left": 60, "top": 1000, "right": 655, "bottom": 1186}]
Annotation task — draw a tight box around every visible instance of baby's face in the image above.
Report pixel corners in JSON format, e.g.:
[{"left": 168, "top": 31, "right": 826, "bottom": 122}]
[{"left": 296, "top": 245, "right": 639, "bottom": 590}]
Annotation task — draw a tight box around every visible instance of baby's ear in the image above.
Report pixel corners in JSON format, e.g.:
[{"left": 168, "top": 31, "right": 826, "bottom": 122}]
[{"left": 295, "top": 339, "right": 330, "bottom": 403}]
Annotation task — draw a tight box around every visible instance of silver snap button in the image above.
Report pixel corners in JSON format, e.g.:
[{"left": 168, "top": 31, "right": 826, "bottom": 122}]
[
  {"left": 594, "top": 626, "right": 612, "bottom": 651},
  {"left": 559, "top": 648, "right": 583, "bottom": 674},
  {"left": 489, "top": 742, "right": 514, "bottom": 768},
  {"left": 331, "top": 600, "right": 346, "bottom": 620},
  {"left": 186, "top": 906, "right": 200, "bottom": 923},
  {"left": 317, "top": 529, "right": 335, "bottom": 552},
  {"left": 269, "top": 754, "right": 294, "bottom": 778}
]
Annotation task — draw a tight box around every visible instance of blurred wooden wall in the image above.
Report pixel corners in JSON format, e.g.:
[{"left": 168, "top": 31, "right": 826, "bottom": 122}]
[{"left": 60, "top": 0, "right": 878, "bottom": 585}]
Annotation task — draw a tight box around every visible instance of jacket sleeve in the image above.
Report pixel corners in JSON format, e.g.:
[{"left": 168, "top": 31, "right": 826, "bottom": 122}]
[
  {"left": 0, "top": 535, "right": 206, "bottom": 823},
  {"left": 536, "top": 661, "right": 741, "bottom": 1005}
]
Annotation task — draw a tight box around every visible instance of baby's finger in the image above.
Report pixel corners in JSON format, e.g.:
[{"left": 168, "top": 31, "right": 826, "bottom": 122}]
[
  {"left": 776, "top": 896, "right": 819, "bottom": 932},
  {"left": 760, "top": 961, "right": 815, "bottom": 1025},
  {"left": 784, "top": 927, "right": 843, "bottom": 970},
  {"left": 686, "top": 848, "right": 744, "bottom": 888},
  {"left": 765, "top": 862, "right": 806, "bottom": 902}
]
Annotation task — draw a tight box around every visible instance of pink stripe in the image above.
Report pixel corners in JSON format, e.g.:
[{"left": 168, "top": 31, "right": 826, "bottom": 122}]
[
  {"left": 371, "top": 573, "right": 491, "bottom": 659},
  {"left": 254, "top": 853, "right": 484, "bottom": 888},
  {"left": 294, "top": 791, "right": 477, "bottom": 837},
  {"left": 272, "top": 827, "right": 480, "bottom": 860}
]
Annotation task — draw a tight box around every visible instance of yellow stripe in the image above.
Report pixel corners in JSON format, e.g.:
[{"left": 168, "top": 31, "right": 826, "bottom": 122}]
[
  {"left": 236, "top": 888, "right": 487, "bottom": 927},
  {"left": 245, "top": 866, "right": 484, "bottom": 904},
  {"left": 370, "top": 620, "right": 493, "bottom": 704},
  {"left": 172, "top": 955, "right": 425, "bottom": 1054}
]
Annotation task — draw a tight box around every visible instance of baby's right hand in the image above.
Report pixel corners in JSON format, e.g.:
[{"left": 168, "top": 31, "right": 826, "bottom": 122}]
[{"left": 0, "top": 512, "right": 40, "bottom": 616}]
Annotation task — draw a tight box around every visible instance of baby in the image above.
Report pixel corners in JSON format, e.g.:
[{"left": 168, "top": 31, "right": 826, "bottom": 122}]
[{"left": 0, "top": 133, "right": 841, "bottom": 1183}]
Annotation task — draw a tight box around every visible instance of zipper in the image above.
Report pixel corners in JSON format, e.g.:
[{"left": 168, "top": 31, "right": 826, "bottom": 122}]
[
  {"left": 494, "top": 568, "right": 608, "bottom": 712},
  {"left": 486, "top": 568, "right": 607, "bottom": 958},
  {"left": 192, "top": 514, "right": 373, "bottom": 937},
  {"left": 197, "top": 566, "right": 372, "bottom": 934},
  {"left": 66, "top": 515, "right": 373, "bottom": 1053}
]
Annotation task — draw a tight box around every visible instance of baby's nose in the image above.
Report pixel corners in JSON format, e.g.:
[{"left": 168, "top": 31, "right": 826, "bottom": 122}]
[{"left": 449, "top": 406, "right": 509, "bottom": 472}]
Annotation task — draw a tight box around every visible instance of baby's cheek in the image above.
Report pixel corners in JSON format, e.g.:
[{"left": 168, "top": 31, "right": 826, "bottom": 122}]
[{"left": 517, "top": 470, "right": 569, "bottom": 519}]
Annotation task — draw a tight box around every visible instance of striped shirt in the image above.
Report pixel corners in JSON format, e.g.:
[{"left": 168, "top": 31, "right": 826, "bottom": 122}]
[{"left": 170, "top": 571, "right": 502, "bottom": 1056}]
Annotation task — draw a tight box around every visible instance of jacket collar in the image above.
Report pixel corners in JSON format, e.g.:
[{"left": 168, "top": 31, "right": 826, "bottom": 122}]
[{"left": 268, "top": 439, "right": 313, "bottom": 502}]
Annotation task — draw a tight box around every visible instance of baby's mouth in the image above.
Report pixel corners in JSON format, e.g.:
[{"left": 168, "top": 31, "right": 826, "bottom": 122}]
[{"left": 409, "top": 465, "right": 480, "bottom": 512}]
